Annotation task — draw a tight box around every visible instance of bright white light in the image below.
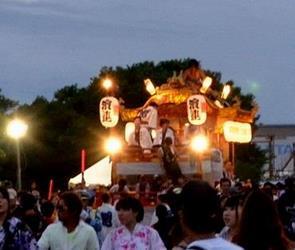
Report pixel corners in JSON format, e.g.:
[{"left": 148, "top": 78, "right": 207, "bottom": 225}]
[
  {"left": 221, "top": 84, "right": 231, "bottom": 99},
  {"left": 200, "top": 77, "right": 212, "bottom": 93},
  {"left": 144, "top": 79, "right": 156, "bottom": 95},
  {"left": 191, "top": 135, "right": 209, "bottom": 152},
  {"left": 102, "top": 79, "right": 112, "bottom": 90},
  {"left": 105, "top": 137, "right": 122, "bottom": 154},
  {"left": 6, "top": 119, "right": 28, "bottom": 139}
]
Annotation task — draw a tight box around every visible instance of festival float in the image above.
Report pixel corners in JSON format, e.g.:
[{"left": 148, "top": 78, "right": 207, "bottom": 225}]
[{"left": 99, "top": 64, "right": 258, "bottom": 185}]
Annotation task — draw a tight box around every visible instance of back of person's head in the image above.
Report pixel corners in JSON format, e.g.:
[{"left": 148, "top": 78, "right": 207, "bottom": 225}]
[
  {"left": 237, "top": 189, "right": 290, "bottom": 250},
  {"left": 156, "top": 204, "right": 168, "bottom": 220},
  {"left": 164, "top": 137, "right": 173, "bottom": 146},
  {"left": 41, "top": 201, "right": 55, "bottom": 218},
  {"left": 101, "top": 192, "right": 111, "bottom": 203},
  {"left": 19, "top": 192, "right": 36, "bottom": 211},
  {"left": 116, "top": 196, "right": 144, "bottom": 222},
  {"left": 60, "top": 192, "right": 83, "bottom": 219},
  {"left": 180, "top": 180, "right": 219, "bottom": 234}
]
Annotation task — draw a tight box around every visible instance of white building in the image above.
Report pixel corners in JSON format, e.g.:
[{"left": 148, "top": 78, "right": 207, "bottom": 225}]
[{"left": 253, "top": 125, "right": 295, "bottom": 178}]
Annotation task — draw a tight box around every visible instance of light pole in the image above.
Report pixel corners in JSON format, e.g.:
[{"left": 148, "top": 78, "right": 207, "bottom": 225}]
[{"left": 6, "top": 119, "right": 28, "bottom": 190}]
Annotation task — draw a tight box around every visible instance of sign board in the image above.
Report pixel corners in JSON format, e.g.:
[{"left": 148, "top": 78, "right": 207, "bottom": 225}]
[{"left": 223, "top": 121, "right": 252, "bottom": 143}]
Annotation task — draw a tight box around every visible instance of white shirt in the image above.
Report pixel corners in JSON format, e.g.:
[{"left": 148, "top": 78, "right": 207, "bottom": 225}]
[
  {"left": 38, "top": 220, "right": 100, "bottom": 250},
  {"left": 153, "top": 127, "right": 175, "bottom": 146},
  {"left": 127, "top": 127, "right": 153, "bottom": 149},
  {"left": 187, "top": 237, "right": 243, "bottom": 250},
  {"left": 101, "top": 223, "right": 166, "bottom": 250},
  {"left": 139, "top": 106, "right": 158, "bottom": 129},
  {"left": 97, "top": 203, "right": 120, "bottom": 242}
]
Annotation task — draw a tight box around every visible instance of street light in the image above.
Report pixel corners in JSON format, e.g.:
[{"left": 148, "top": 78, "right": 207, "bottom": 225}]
[{"left": 6, "top": 119, "right": 28, "bottom": 190}]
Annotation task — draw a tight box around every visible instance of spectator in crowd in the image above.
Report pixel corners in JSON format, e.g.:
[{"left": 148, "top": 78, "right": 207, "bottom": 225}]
[
  {"left": 80, "top": 191, "right": 102, "bottom": 245},
  {"left": 3, "top": 180, "right": 17, "bottom": 213},
  {"left": 153, "top": 204, "right": 173, "bottom": 249},
  {"left": 109, "top": 178, "right": 130, "bottom": 194},
  {"left": 0, "top": 187, "right": 38, "bottom": 249},
  {"left": 236, "top": 189, "right": 293, "bottom": 250},
  {"left": 102, "top": 196, "right": 166, "bottom": 250},
  {"left": 135, "top": 175, "right": 150, "bottom": 200},
  {"left": 177, "top": 180, "right": 242, "bottom": 250},
  {"left": 40, "top": 200, "right": 56, "bottom": 233},
  {"left": 38, "top": 192, "right": 99, "bottom": 250},
  {"left": 96, "top": 192, "right": 120, "bottom": 243},
  {"left": 219, "top": 195, "right": 244, "bottom": 242},
  {"left": 218, "top": 178, "right": 232, "bottom": 209},
  {"left": 277, "top": 177, "right": 295, "bottom": 240},
  {"left": 13, "top": 191, "right": 42, "bottom": 239}
]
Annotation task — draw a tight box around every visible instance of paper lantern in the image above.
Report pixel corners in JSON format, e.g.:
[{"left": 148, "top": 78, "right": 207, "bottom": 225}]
[
  {"left": 200, "top": 76, "right": 212, "bottom": 94},
  {"left": 187, "top": 95, "right": 207, "bottom": 125},
  {"left": 144, "top": 79, "right": 156, "bottom": 95},
  {"left": 125, "top": 122, "right": 135, "bottom": 142},
  {"left": 223, "top": 121, "right": 252, "bottom": 143},
  {"left": 99, "top": 97, "right": 119, "bottom": 128}
]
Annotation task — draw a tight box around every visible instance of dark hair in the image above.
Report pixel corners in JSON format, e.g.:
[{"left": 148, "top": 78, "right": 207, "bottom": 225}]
[
  {"left": 188, "top": 59, "right": 200, "bottom": 69},
  {"left": 101, "top": 193, "right": 111, "bottom": 203},
  {"left": 18, "top": 192, "right": 36, "bottom": 210},
  {"left": 160, "top": 118, "right": 169, "bottom": 126},
  {"left": 220, "top": 178, "right": 231, "bottom": 186},
  {"left": 155, "top": 204, "right": 168, "bottom": 220},
  {"left": 164, "top": 137, "right": 173, "bottom": 146},
  {"left": 60, "top": 192, "right": 82, "bottom": 219},
  {"left": 236, "top": 190, "right": 290, "bottom": 250},
  {"left": 116, "top": 197, "right": 144, "bottom": 222},
  {"left": 180, "top": 180, "right": 219, "bottom": 233},
  {"left": 41, "top": 201, "right": 55, "bottom": 217},
  {"left": 0, "top": 187, "right": 10, "bottom": 214},
  {"left": 118, "top": 178, "right": 127, "bottom": 192}
]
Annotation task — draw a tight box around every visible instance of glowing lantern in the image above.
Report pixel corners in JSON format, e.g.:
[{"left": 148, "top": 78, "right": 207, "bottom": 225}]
[
  {"left": 191, "top": 135, "right": 209, "bottom": 152},
  {"left": 105, "top": 137, "right": 122, "bottom": 154},
  {"left": 99, "top": 97, "right": 120, "bottom": 128},
  {"left": 200, "top": 76, "right": 212, "bottom": 94},
  {"left": 144, "top": 79, "right": 156, "bottom": 95},
  {"left": 187, "top": 95, "right": 207, "bottom": 125},
  {"left": 223, "top": 121, "right": 252, "bottom": 143},
  {"left": 125, "top": 122, "right": 135, "bottom": 142},
  {"left": 221, "top": 84, "right": 231, "bottom": 99},
  {"left": 102, "top": 78, "right": 112, "bottom": 90}
]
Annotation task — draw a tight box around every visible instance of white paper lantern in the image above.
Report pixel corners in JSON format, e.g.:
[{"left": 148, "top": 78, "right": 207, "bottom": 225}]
[
  {"left": 99, "top": 97, "right": 120, "bottom": 128},
  {"left": 187, "top": 95, "right": 207, "bottom": 125}
]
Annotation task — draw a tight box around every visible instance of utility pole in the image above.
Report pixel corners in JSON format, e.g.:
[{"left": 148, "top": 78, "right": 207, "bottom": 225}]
[{"left": 268, "top": 135, "right": 275, "bottom": 178}]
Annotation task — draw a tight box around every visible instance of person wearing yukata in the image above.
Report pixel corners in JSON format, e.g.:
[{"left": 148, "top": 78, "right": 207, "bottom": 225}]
[{"left": 101, "top": 196, "right": 166, "bottom": 250}]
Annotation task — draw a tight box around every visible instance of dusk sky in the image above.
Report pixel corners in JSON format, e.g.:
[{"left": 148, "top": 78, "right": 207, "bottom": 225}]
[{"left": 1, "top": 0, "right": 294, "bottom": 124}]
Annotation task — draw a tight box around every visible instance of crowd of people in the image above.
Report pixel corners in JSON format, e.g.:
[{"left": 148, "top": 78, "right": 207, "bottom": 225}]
[{"left": 1, "top": 176, "right": 295, "bottom": 249}]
